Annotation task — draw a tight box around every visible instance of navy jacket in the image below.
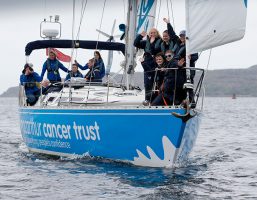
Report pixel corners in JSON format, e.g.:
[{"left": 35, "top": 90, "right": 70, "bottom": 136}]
[
  {"left": 134, "top": 34, "right": 161, "bottom": 56},
  {"left": 77, "top": 59, "right": 105, "bottom": 79},
  {"left": 158, "top": 23, "right": 180, "bottom": 53}
]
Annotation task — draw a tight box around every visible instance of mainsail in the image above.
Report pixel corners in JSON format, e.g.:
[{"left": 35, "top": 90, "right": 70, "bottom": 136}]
[{"left": 186, "top": 0, "right": 248, "bottom": 54}]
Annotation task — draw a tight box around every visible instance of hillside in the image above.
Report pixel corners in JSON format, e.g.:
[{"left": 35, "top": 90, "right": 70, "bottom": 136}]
[{"left": 1, "top": 66, "right": 257, "bottom": 97}]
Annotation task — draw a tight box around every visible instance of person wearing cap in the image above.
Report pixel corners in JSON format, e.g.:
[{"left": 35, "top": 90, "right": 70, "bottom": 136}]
[
  {"left": 20, "top": 63, "right": 42, "bottom": 106},
  {"left": 65, "top": 63, "right": 83, "bottom": 81},
  {"left": 171, "top": 29, "right": 198, "bottom": 104},
  {"left": 41, "top": 50, "right": 69, "bottom": 83}
]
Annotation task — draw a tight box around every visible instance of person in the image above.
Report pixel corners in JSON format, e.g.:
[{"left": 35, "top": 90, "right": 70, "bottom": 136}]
[
  {"left": 173, "top": 30, "right": 198, "bottom": 75},
  {"left": 65, "top": 63, "right": 83, "bottom": 81},
  {"left": 84, "top": 59, "right": 102, "bottom": 82},
  {"left": 41, "top": 79, "right": 63, "bottom": 95},
  {"left": 93, "top": 51, "right": 105, "bottom": 79},
  {"left": 20, "top": 63, "right": 42, "bottom": 106},
  {"left": 134, "top": 28, "right": 162, "bottom": 103},
  {"left": 172, "top": 30, "right": 198, "bottom": 104},
  {"left": 75, "top": 51, "right": 105, "bottom": 79},
  {"left": 157, "top": 18, "right": 179, "bottom": 54},
  {"left": 151, "top": 53, "right": 167, "bottom": 102},
  {"left": 41, "top": 50, "right": 69, "bottom": 83},
  {"left": 151, "top": 52, "right": 185, "bottom": 106}
]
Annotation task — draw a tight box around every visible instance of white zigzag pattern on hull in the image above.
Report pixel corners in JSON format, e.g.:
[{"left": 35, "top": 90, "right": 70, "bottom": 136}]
[{"left": 132, "top": 136, "right": 177, "bottom": 168}]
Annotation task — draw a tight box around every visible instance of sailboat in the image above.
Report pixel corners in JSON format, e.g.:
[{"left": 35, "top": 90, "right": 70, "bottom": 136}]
[{"left": 19, "top": 0, "right": 247, "bottom": 168}]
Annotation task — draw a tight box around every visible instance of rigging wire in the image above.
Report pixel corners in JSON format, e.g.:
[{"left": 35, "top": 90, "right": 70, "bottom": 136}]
[
  {"left": 85, "top": 0, "right": 107, "bottom": 105},
  {"left": 201, "top": 49, "right": 212, "bottom": 110},
  {"left": 205, "top": 49, "right": 212, "bottom": 75},
  {"left": 95, "top": 0, "right": 107, "bottom": 50},
  {"left": 69, "top": 0, "right": 76, "bottom": 68},
  {"left": 74, "top": 0, "right": 88, "bottom": 58}
]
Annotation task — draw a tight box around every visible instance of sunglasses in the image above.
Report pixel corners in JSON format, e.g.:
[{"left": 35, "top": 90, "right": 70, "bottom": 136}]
[{"left": 165, "top": 54, "right": 173, "bottom": 58}]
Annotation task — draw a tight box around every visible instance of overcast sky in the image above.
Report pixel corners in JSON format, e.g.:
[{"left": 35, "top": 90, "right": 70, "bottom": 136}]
[{"left": 0, "top": 0, "right": 256, "bottom": 94}]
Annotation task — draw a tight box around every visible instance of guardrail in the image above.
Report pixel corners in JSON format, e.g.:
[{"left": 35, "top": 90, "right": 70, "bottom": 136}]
[{"left": 19, "top": 67, "right": 205, "bottom": 109}]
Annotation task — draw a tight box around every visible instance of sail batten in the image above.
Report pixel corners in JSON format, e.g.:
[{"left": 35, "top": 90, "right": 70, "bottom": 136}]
[{"left": 186, "top": 0, "right": 247, "bottom": 54}]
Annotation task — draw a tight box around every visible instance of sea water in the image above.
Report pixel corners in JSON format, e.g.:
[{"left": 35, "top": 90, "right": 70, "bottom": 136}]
[{"left": 0, "top": 97, "right": 256, "bottom": 200}]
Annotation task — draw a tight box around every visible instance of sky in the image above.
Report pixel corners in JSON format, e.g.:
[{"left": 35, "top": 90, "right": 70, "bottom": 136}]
[{"left": 0, "top": 0, "right": 256, "bottom": 94}]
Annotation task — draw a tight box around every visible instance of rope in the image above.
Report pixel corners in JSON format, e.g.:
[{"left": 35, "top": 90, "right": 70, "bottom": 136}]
[{"left": 96, "top": 0, "right": 107, "bottom": 50}]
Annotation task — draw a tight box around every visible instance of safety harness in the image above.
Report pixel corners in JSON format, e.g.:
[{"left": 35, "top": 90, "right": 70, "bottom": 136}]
[{"left": 46, "top": 59, "right": 59, "bottom": 75}]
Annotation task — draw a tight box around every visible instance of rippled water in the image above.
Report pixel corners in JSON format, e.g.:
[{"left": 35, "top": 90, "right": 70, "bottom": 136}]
[{"left": 0, "top": 97, "right": 256, "bottom": 200}]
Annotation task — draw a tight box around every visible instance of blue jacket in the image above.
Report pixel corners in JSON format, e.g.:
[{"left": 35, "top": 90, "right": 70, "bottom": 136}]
[
  {"left": 20, "top": 72, "right": 42, "bottom": 95},
  {"left": 85, "top": 67, "right": 102, "bottom": 82},
  {"left": 78, "top": 59, "right": 105, "bottom": 78},
  {"left": 65, "top": 71, "right": 83, "bottom": 81},
  {"left": 95, "top": 59, "right": 105, "bottom": 78},
  {"left": 41, "top": 58, "right": 69, "bottom": 82}
]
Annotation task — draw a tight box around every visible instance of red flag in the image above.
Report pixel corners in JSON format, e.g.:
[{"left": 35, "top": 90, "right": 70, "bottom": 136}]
[{"left": 46, "top": 48, "right": 71, "bottom": 62}]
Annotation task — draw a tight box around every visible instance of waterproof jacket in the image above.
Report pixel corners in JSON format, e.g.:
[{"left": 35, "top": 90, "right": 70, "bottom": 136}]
[
  {"left": 173, "top": 42, "right": 198, "bottom": 82},
  {"left": 20, "top": 72, "right": 42, "bottom": 95},
  {"left": 85, "top": 67, "right": 102, "bottom": 82},
  {"left": 65, "top": 70, "right": 83, "bottom": 81},
  {"left": 134, "top": 34, "right": 162, "bottom": 56},
  {"left": 77, "top": 59, "right": 105, "bottom": 78},
  {"left": 154, "top": 62, "right": 167, "bottom": 90},
  {"left": 158, "top": 23, "right": 180, "bottom": 54},
  {"left": 41, "top": 58, "right": 69, "bottom": 82}
]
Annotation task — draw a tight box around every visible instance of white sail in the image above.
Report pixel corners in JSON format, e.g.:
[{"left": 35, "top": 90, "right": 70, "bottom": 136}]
[
  {"left": 186, "top": 0, "right": 248, "bottom": 54},
  {"left": 136, "top": 0, "right": 157, "bottom": 34}
]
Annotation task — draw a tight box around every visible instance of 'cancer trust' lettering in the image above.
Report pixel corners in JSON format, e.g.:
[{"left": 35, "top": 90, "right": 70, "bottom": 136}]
[{"left": 20, "top": 120, "right": 101, "bottom": 141}]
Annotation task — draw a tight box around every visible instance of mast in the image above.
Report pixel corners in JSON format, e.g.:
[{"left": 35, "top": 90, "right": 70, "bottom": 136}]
[
  {"left": 124, "top": 0, "right": 137, "bottom": 89},
  {"left": 124, "top": 0, "right": 157, "bottom": 89}
]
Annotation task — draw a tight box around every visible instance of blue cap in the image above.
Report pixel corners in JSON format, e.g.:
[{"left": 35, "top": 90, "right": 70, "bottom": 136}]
[{"left": 179, "top": 30, "right": 186, "bottom": 36}]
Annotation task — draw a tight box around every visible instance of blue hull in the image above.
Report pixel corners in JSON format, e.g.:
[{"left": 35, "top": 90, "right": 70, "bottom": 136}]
[{"left": 19, "top": 108, "right": 201, "bottom": 167}]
